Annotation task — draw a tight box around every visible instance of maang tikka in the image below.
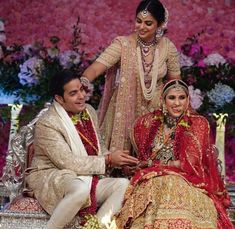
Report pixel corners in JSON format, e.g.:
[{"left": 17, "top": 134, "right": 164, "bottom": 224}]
[
  {"left": 141, "top": 10, "right": 149, "bottom": 18},
  {"left": 140, "top": 1, "right": 151, "bottom": 18}
]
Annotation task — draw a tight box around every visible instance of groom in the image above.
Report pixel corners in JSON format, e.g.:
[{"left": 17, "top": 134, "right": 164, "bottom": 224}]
[{"left": 26, "top": 69, "right": 138, "bottom": 228}]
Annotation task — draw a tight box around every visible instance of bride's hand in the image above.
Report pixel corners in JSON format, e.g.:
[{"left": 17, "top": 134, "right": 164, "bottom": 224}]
[
  {"left": 168, "top": 160, "right": 181, "bottom": 168},
  {"left": 137, "top": 161, "right": 149, "bottom": 169},
  {"left": 122, "top": 165, "right": 137, "bottom": 176}
]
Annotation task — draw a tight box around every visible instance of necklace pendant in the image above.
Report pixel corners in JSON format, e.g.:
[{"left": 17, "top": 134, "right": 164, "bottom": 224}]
[
  {"left": 143, "top": 47, "right": 149, "bottom": 53},
  {"left": 142, "top": 47, "right": 150, "bottom": 57}
]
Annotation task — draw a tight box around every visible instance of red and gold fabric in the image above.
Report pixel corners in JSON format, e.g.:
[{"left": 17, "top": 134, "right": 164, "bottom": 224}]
[
  {"left": 69, "top": 109, "right": 99, "bottom": 217},
  {"left": 115, "top": 110, "right": 233, "bottom": 229}
]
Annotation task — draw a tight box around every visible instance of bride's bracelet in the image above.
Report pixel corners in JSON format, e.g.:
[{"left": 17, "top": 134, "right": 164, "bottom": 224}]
[
  {"left": 80, "top": 76, "right": 94, "bottom": 93},
  {"left": 147, "top": 159, "right": 153, "bottom": 167}
]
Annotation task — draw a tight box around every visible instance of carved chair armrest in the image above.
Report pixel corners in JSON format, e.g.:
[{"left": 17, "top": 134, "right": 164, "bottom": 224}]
[{"left": 1, "top": 104, "right": 50, "bottom": 203}]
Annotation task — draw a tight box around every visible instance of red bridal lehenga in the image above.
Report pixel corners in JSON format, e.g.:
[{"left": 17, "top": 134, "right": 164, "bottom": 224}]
[{"left": 115, "top": 110, "right": 233, "bottom": 229}]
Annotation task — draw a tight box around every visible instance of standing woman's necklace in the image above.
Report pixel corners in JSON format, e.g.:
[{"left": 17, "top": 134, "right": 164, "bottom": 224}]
[
  {"left": 137, "top": 36, "right": 159, "bottom": 101},
  {"left": 137, "top": 36, "right": 156, "bottom": 57}
]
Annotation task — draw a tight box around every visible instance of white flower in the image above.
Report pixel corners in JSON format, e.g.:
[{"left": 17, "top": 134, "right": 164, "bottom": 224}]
[
  {"left": 207, "top": 82, "right": 235, "bottom": 107},
  {"left": 203, "top": 53, "right": 227, "bottom": 67},
  {"left": 0, "top": 34, "right": 6, "bottom": 43},
  {"left": 0, "top": 20, "right": 4, "bottom": 31},
  {"left": 0, "top": 20, "right": 6, "bottom": 43},
  {"left": 23, "top": 44, "right": 34, "bottom": 56},
  {"left": 188, "top": 85, "right": 204, "bottom": 110},
  {"left": 18, "top": 57, "right": 44, "bottom": 86},
  {"left": 59, "top": 50, "right": 81, "bottom": 68},
  {"left": 47, "top": 47, "right": 59, "bottom": 58},
  {"left": 179, "top": 53, "right": 194, "bottom": 67}
]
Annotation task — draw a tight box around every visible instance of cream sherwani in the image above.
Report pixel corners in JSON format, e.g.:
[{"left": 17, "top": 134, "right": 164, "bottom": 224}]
[{"left": 26, "top": 102, "right": 127, "bottom": 218}]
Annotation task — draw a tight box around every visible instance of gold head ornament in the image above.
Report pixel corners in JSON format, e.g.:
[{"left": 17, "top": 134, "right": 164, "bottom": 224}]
[
  {"left": 140, "top": 9, "right": 149, "bottom": 18},
  {"left": 162, "top": 79, "right": 189, "bottom": 99},
  {"left": 140, "top": 1, "right": 151, "bottom": 18}
]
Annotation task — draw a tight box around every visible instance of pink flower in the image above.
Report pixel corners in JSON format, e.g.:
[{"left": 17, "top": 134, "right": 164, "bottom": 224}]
[
  {"left": 179, "top": 53, "right": 193, "bottom": 67},
  {"left": 189, "top": 43, "right": 201, "bottom": 57},
  {"left": 196, "top": 59, "right": 206, "bottom": 67}
]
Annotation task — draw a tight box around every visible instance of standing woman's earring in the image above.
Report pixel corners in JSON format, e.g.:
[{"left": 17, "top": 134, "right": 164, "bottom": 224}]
[
  {"left": 155, "top": 6, "right": 169, "bottom": 40},
  {"left": 155, "top": 27, "right": 164, "bottom": 39}
]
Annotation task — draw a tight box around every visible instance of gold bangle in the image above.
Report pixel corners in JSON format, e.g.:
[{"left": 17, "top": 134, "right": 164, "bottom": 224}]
[{"left": 147, "top": 159, "right": 153, "bottom": 167}]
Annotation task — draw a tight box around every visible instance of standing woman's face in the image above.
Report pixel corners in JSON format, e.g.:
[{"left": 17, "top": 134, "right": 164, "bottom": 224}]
[
  {"left": 164, "top": 87, "right": 189, "bottom": 118},
  {"left": 135, "top": 12, "right": 158, "bottom": 42}
]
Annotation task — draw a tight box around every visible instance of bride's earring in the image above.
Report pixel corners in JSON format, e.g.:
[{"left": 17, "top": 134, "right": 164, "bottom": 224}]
[{"left": 162, "top": 104, "right": 168, "bottom": 115}]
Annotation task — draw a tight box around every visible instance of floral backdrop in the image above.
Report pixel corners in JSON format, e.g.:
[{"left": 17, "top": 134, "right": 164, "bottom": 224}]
[
  {"left": 0, "top": 0, "right": 234, "bottom": 181},
  {"left": 0, "top": 0, "right": 234, "bottom": 60}
]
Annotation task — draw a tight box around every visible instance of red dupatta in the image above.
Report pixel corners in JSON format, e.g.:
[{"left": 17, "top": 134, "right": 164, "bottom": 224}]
[
  {"left": 69, "top": 109, "right": 99, "bottom": 217},
  {"left": 131, "top": 109, "right": 233, "bottom": 228}
]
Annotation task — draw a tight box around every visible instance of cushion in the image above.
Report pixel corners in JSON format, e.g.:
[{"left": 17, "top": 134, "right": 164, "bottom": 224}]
[{"left": 6, "top": 196, "right": 45, "bottom": 213}]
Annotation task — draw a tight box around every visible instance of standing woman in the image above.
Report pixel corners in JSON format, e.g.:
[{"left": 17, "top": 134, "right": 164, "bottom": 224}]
[{"left": 82, "top": 0, "right": 181, "bottom": 151}]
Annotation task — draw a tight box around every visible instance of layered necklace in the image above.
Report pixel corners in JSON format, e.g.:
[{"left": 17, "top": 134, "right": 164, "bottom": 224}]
[
  {"left": 137, "top": 36, "right": 157, "bottom": 57},
  {"left": 151, "top": 116, "right": 178, "bottom": 165},
  {"left": 137, "top": 35, "right": 159, "bottom": 101}
]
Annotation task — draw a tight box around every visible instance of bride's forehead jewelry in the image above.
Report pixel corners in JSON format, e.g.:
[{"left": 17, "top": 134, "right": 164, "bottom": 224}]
[
  {"left": 162, "top": 80, "right": 189, "bottom": 98},
  {"left": 173, "top": 81, "right": 184, "bottom": 91},
  {"left": 140, "top": 1, "right": 151, "bottom": 18}
]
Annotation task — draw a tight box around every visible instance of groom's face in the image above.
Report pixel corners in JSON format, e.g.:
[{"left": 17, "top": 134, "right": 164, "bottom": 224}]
[{"left": 55, "top": 78, "right": 86, "bottom": 114}]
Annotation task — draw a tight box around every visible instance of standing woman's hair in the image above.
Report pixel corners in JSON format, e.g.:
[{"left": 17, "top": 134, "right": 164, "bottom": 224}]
[{"left": 136, "top": 0, "right": 165, "bottom": 25}]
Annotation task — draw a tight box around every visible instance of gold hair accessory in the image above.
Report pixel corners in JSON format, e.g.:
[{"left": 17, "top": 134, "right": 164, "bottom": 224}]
[
  {"left": 140, "top": 1, "right": 151, "bottom": 18},
  {"left": 162, "top": 80, "right": 189, "bottom": 98},
  {"left": 140, "top": 9, "right": 149, "bottom": 18},
  {"left": 174, "top": 81, "right": 183, "bottom": 91}
]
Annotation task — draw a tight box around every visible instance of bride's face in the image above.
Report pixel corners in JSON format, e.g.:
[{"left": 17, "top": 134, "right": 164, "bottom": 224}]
[{"left": 164, "top": 87, "right": 189, "bottom": 118}]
